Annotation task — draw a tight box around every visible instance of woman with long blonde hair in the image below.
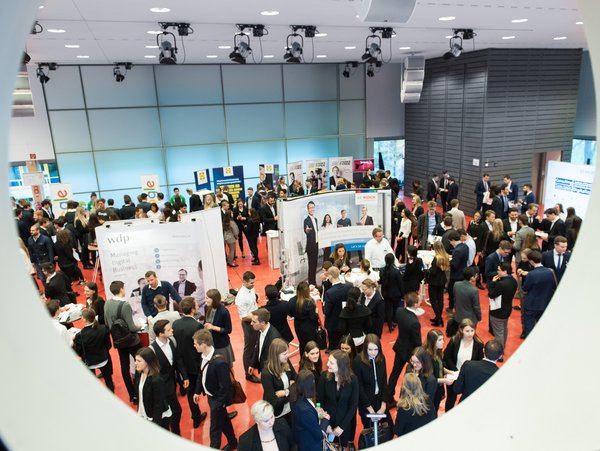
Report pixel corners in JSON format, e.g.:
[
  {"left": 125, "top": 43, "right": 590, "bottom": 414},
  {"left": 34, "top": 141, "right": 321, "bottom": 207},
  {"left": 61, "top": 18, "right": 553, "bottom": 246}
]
[
  {"left": 394, "top": 373, "right": 432, "bottom": 437},
  {"left": 428, "top": 240, "right": 450, "bottom": 326},
  {"left": 74, "top": 205, "right": 92, "bottom": 269},
  {"left": 261, "top": 338, "right": 297, "bottom": 425}
]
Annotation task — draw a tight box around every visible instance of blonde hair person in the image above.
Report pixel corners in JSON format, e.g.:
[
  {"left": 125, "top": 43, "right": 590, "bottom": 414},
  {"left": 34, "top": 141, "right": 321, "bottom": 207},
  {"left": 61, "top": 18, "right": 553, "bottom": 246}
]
[
  {"left": 18, "top": 237, "right": 35, "bottom": 283},
  {"left": 432, "top": 240, "right": 450, "bottom": 272},
  {"left": 239, "top": 400, "right": 295, "bottom": 450},
  {"left": 394, "top": 373, "right": 432, "bottom": 437},
  {"left": 261, "top": 338, "right": 297, "bottom": 423},
  {"left": 429, "top": 240, "right": 450, "bottom": 326},
  {"left": 491, "top": 218, "right": 505, "bottom": 242},
  {"left": 74, "top": 206, "right": 88, "bottom": 228}
]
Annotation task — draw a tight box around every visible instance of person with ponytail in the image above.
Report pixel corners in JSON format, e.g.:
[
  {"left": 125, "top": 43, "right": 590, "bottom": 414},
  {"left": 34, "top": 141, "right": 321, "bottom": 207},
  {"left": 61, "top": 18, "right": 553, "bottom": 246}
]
[{"left": 73, "top": 308, "right": 115, "bottom": 391}]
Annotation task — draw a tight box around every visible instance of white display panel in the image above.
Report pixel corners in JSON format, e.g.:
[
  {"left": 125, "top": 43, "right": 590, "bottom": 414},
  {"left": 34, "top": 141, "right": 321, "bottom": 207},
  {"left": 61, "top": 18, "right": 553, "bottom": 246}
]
[{"left": 543, "top": 160, "right": 595, "bottom": 219}]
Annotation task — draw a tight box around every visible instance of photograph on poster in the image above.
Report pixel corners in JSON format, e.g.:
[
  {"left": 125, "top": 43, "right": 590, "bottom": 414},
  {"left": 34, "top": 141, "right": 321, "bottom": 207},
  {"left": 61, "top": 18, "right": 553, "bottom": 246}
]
[
  {"left": 329, "top": 156, "right": 353, "bottom": 190},
  {"left": 306, "top": 159, "right": 329, "bottom": 192},
  {"left": 259, "top": 163, "right": 279, "bottom": 191},
  {"left": 287, "top": 161, "right": 304, "bottom": 197},
  {"left": 214, "top": 165, "right": 245, "bottom": 201},
  {"left": 353, "top": 159, "right": 375, "bottom": 185}
]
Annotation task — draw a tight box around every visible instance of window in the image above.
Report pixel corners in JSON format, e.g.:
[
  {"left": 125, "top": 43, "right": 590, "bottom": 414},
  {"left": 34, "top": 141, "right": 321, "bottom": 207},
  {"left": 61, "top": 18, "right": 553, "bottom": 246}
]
[
  {"left": 374, "top": 138, "right": 405, "bottom": 186},
  {"left": 571, "top": 138, "right": 597, "bottom": 166}
]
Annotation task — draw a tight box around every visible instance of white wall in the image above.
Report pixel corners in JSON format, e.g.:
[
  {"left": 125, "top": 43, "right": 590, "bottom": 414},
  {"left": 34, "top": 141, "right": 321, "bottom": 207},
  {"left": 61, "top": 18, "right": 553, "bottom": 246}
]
[
  {"left": 366, "top": 62, "right": 405, "bottom": 138},
  {"left": 575, "top": 50, "right": 597, "bottom": 138}
]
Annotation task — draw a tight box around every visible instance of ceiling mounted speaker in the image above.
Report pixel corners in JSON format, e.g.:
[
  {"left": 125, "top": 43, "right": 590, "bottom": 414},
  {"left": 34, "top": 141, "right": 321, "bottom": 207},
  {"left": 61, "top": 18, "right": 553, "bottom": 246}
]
[
  {"left": 401, "top": 55, "right": 425, "bottom": 103},
  {"left": 355, "top": 0, "right": 417, "bottom": 23}
]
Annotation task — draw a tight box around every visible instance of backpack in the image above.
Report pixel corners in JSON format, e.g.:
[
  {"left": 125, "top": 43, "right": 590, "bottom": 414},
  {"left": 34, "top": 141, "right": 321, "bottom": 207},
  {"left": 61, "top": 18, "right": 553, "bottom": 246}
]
[{"left": 110, "top": 302, "right": 139, "bottom": 349}]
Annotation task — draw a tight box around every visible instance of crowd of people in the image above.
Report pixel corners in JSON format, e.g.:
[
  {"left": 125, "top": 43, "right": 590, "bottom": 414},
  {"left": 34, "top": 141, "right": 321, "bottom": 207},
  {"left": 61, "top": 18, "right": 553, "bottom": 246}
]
[{"left": 19, "top": 166, "right": 582, "bottom": 450}]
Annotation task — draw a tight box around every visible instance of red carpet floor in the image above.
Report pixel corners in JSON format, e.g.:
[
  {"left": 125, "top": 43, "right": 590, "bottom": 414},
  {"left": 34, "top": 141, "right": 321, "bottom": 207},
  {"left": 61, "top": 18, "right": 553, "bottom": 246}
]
[{"left": 60, "top": 204, "right": 524, "bottom": 446}]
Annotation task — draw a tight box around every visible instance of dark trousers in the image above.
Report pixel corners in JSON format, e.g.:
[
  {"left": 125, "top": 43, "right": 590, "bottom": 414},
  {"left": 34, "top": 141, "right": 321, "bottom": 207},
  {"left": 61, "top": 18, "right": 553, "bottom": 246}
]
[
  {"left": 523, "top": 308, "right": 544, "bottom": 337},
  {"left": 90, "top": 359, "right": 115, "bottom": 392},
  {"left": 386, "top": 353, "right": 408, "bottom": 402},
  {"left": 208, "top": 397, "right": 236, "bottom": 449},
  {"left": 326, "top": 328, "right": 341, "bottom": 351},
  {"left": 395, "top": 237, "right": 407, "bottom": 262},
  {"left": 247, "top": 234, "right": 259, "bottom": 261},
  {"left": 186, "top": 373, "right": 202, "bottom": 421},
  {"left": 384, "top": 297, "right": 398, "bottom": 331},
  {"left": 433, "top": 384, "right": 445, "bottom": 417},
  {"left": 165, "top": 388, "right": 182, "bottom": 435},
  {"left": 359, "top": 394, "right": 392, "bottom": 429},
  {"left": 306, "top": 243, "right": 318, "bottom": 286},
  {"left": 117, "top": 343, "right": 141, "bottom": 399},
  {"left": 237, "top": 226, "right": 246, "bottom": 255},
  {"left": 34, "top": 263, "right": 46, "bottom": 284},
  {"left": 448, "top": 278, "right": 461, "bottom": 310},
  {"left": 429, "top": 284, "right": 445, "bottom": 322},
  {"left": 241, "top": 321, "right": 258, "bottom": 372}
]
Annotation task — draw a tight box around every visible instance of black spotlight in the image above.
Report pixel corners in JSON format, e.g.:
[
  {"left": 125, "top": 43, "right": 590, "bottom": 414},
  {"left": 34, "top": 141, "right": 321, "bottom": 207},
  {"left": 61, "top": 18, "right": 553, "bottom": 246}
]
[
  {"left": 443, "top": 34, "right": 463, "bottom": 60},
  {"left": 284, "top": 33, "right": 303, "bottom": 63},
  {"left": 157, "top": 32, "right": 178, "bottom": 64},
  {"left": 342, "top": 61, "right": 358, "bottom": 78},
  {"left": 23, "top": 52, "right": 31, "bottom": 64},
  {"left": 229, "top": 33, "right": 252, "bottom": 64},
  {"left": 36, "top": 66, "right": 50, "bottom": 84},
  {"left": 113, "top": 67, "right": 125, "bottom": 82},
  {"left": 366, "top": 63, "right": 375, "bottom": 78},
  {"left": 361, "top": 35, "right": 382, "bottom": 64}
]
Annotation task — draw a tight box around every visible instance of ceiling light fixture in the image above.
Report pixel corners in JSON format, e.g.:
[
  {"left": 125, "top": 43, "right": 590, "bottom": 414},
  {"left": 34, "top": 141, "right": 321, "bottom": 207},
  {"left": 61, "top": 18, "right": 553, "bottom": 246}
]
[
  {"left": 113, "top": 62, "right": 132, "bottom": 82},
  {"left": 263, "top": 55, "right": 274, "bottom": 58},
  {"left": 315, "top": 32, "right": 328, "bottom": 37},
  {"left": 76, "top": 55, "right": 89, "bottom": 59},
  {"left": 511, "top": 18, "right": 528, "bottom": 23},
  {"left": 342, "top": 61, "right": 358, "bottom": 78},
  {"left": 145, "top": 45, "right": 159, "bottom": 49},
  {"left": 218, "top": 45, "right": 231, "bottom": 49},
  {"left": 501, "top": 36, "right": 515, "bottom": 40},
  {"left": 206, "top": 55, "right": 218, "bottom": 58},
  {"left": 147, "top": 30, "right": 162, "bottom": 35},
  {"left": 438, "top": 16, "right": 456, "bottom": 21},
  {"left": 344, "top": 46, "right": 356, "bottom": 50},
  {"left": 284, "top": 34, "right": 303, "bottom": 63},
  {"left": 47, "top": 29, "right": 66, "bottom": 33},
  {"left": 443, "top": 28, "right": 476, "bottom": 60},
  {"left": 316, "top": 55, "right": 327, "bottom": 58},
  {"left": 361, "top": 35, "right": 382, "bottom": 64},
  {"left": 31, "top": 21, "right": 43, "bottom": 35},
  {"left": 366, "top": 62, "right": 382, "bottom": 77},
  {"left": 399, "top": 46, "right": 411, "bottom": 50},
  {"left": 229, "top": 33, "right": 252, "bottom": 64},
  {"left": 553, "top": 36, "right": 567, "bottom": 40},
  {"left": 64, "top": 44, "right": 80, "bottom": 48},
  {"left": 260, "top": 10, "right": 279, "bottom": 16},
  {"left": 576, "top": 21, "right": 584, "bottom": 25},
  {"left": 144, "top": 55, "right": 157, "bottom": 58},
  {"left": 150, "top": 7, "right": 171, "bottom": 13}
]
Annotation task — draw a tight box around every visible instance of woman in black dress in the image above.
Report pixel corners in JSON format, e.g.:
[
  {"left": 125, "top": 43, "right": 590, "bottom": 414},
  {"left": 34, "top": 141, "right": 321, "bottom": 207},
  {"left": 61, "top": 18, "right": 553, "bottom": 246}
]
[
  {"left": 428, "top": 241, "right": 449, "bottom": 327},
  {"left": 261, "top": 338, "right": 297, "bottom": 425},
  {"left": 288, "top": 282, "right": 319, "bottom": 351},
  {"left": 394, "top": 373, "right": 433, "bottom": 437},
  {"left": 403, "top": 245, "right": 424, "bottom": 293},
  {"left": 379, "top": 253, "right": 405, "bottom": 333},
  {"left": 246, "top": 208, "right": 261, "bottom": 265},
  {"left": 232, "top": 198, "right": 249, "bottom": 259},
  {"left": 317, "top": 350, "right": 359, "bottom": 448},
  {"left": 83, "top": 281, "right": 105, "bottom": 325}
]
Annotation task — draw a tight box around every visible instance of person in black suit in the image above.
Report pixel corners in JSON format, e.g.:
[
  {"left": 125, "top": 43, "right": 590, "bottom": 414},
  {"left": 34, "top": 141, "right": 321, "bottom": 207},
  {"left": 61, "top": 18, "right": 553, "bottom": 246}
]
[
  {"left": 448, "top": 231, "right": 469, "bottom": 311},
  {"left": 246, "top": 208, "right": 261, "bottom": 264},
  {"left": 502, "top": 175, "right": 519, "bottom": 204},
  {"left": 541, "top": 235, "right": 570, "bottom": 283},
  {"left": 541, "top": 208, "right": 567, "bottom": 252},
  {"left": 487, "top": 262, "right": 518, "bottom": 351},
  {"left": 246, "top": 187, "right": 261, "bottom": 211},
  {"left": 454, "top": 339, "right": 503, "bottom": 402},
  {"left": 151, "top": 319, "right": 189, "bottom": 436},
  {"left": 15, "top": 208, "right": 30, "bottom": 245},
  {"left": 438, "top": 171, "right": 450, "bottom": 210},
  {"left": 443, "top": 318, "right": 484, "bottom": 411},
  {"left": 28, "top": 223, "right": 54, "bottom": 283},
  {"left": 172, "top": 298, "right": 207, "bottom": 428},
  {"left": 322, "top": 267, "right": 352, "bottom": 351},
  {"left": 120, "top": 195, "right": 136, "bottom": 219},
  {"left": 288, "top": 282, "right": 319, "bottom": 351},
  {"left": 474, "top": 173, "right": 490, "bottom": 212},
  {"left": 338, "top": 287, "right": 372, "bottom": 349},
  {"left": 192, "top": 330, "right": 237, "bottom": 451},
  {"left": 394, "top": 373, "right": 433, "bottom": 437},
  {"left": 73, "top": 308, "right": 115, "bottom": 392},
  {"left": 292, "top": 370, "right": 324, "bottom": 451},
  {"left": 446, "top": 177, "right": 459, "bottom": 211},
  {"left": 204, "top": 289, "right": 234, "bottom": 365},
  {"left": 521, "top": 250, "right": 557, "bottom": 337},
  {"left": 233, "top": 198, "right": 250, "bottom": 259},
  {"left": 250, "top": 308, "right": 282, "bottom": 374},
  {"left": 260, "top": 338, "right": 297, "bottom": 424},
  {"left": 489, "top": 186, "right": 504, "bottom": 219},
  {"left": 360, "top": 279, "right": 385, "bottom": 337},
  {"left": 317, "top": 350, "right": 359, "bottom": 448},
  {"left": 260, "top": 194, "right": 278, "bottom": 232},
  {"left": 134, "top": 347, "right": 170, "bottom": 428},
  {"left": 304, "top": 201, "right": 319, "bottom": 286},
  {"left": 379, "top": 253, "right": 405, "bottom": 332},
  {"left": 357, "top": 206, "right": 374, "bottom": 226},
  {"left": 484, "top": 240, "right": 512, "bottom": 282},
  {"left": 186, "top": 188, "right": 203, "bottom": 212},
  {"left": 40, "top": 199, "right": 55, "bottom": 220},
  {"left": 353, "top": 334, "right": 391, "bottom": 429},
  {"left": 519, "top": 183, "right": 535, "bottom": 211},
  {"left": 426, "top": 175, "right": 439, "bottom": 202},
  {"left": 41, "top": 263, "right": 71, "bottom": 306},
  {"left": 403, "top": 246, "right": 424, "bottom": 293},
  {"left": 386, "top": 292, "right": 422, "bottom": 404},
  {"left": 263, "top": 285, "right": 294, "bottom": 343},
  {"left": 239, "top": 400, "right": 295, "bottom": 451},
  {"left": 172, "top": 269, "right": 197, "bottom": 300}
]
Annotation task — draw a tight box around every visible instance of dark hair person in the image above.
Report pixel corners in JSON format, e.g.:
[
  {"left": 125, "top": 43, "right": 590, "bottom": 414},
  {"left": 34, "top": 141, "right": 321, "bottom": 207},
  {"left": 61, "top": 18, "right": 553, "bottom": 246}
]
[
  {"left": 134, "top": 347, "right": 170, "bottom": 428},
  {"left": 288, "top": 281, "right": 319, "bottom": 351},
  {"left": 425, "top": 329, "right": 454, "bottom": 414},
  {"left": 291, "top": 370, "right": 323, "bottom": 450},
  {"left": 338, "top": 287, "right": 371, "bottom": 352},
  {"left": 83, "top": 281, "right": 105, "bottom": 325},
  {"left": 261, "top": 338, "right": 297, "bottom": 425},
  {"left": 298, "top": 340, "right": 323, "bottom": 382},
  {"left": 379, "top": 252, "right": 405, "bottom": 333}
]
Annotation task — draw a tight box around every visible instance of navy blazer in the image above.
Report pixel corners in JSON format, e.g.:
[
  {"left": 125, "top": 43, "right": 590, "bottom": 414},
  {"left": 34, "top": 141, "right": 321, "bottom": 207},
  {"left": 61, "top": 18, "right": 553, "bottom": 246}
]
[
  {"left": 541, "top": 250, "right": 571, "bottom": 282},
  {"left": 474, "top": 180, "right": 488, "bottom": 202},
  {"left": 172, "top": 316, "right": 203, "bottom": 375},
  {"left": 450, "top": 243, "right": 469, "bottom": 281},
  {"left": 454, "top": 359, "right": 498, "bottom": 401},
  {"left": 206, "top": 304, "right": 232, "bottom": 349},
  {"left": 522, "top": 266, "right": 556, "bottom": 311},
  {"left": 521, "top": 191, "right": 535, "bottom": 210},
  {"left": 507, "top": 183, "right": 519, "bottom": 203},
  {"left": 292, "top": 398, "right": 323, "bottom": 451},
  {"left": 392, "top": 308, "right": 421, "bottom": 360},
  {"left": 317, "top": 374, "right": 359, "bottom": 432},
  {"left": 322, "top": 282, "right": 352, "bottom": 331},
  {"left": 484, "top": 251, "right": 506, "bottom": 281}
]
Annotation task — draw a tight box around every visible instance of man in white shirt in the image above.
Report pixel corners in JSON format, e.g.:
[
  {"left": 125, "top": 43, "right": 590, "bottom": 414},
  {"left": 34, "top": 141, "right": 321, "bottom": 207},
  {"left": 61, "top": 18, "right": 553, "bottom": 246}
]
[
  {"left": 235, "top": 271, "right": 260, "bottom": 383},
  {"left": 449, "top": 199, "right": 466, "bottom": 230},
  {"left": 46, "top": 298, "right": 72, "bottom": 347},
  {"left": 364, "top": 227, "right": 397, "bottom": 270},
  {"left": 458, "top": 229, "right": 477, "bottom": 267},
  {"left": 148, "top": 295, "right": 181, "bottom": 343}
]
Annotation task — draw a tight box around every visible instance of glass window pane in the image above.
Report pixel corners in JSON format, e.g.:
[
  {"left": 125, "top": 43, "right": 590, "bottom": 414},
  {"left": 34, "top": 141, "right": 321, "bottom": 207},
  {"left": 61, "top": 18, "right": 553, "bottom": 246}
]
[
  {"left": 88, "top": 108, "right": 162, "bottom": 150},
  {"left": 222, "top": 65, "right": 283, "bottom": 104},
  {"left": 160, "top": 106, "right": 226, "bottom": 146},
  {"left": 165, "top": 145, "right": 229, "bottom": 185},
  {"left": 286, "top": 102, "right": 338, "bottom": 138},
  {"left": 94, "top": 148, "right": 166, "bottom": 191},
  {"left": 49, "top": 110, "right": 92, "bottom": 153},
  {"left": 44, "top": 66, "right": 85, "bottom": 110},
  {"left": 56, "top": 152, "right": 99, "bottom": 193},
  {"left": 340, "top": 100, "right": 365, "bottom": 135},
  {"left": 226, "top": 104, "right": 284, "bottom": 142},
  {"left": 81, "top": 66, "right": 157, "bottom": 108},
  {"left": 228, "top": 141, "right": 287, "bottom": 178},
  {"left": 283, "top": 65, "right": 337, "bottom": 101},
  {"left": 155, "top": 66, "right": 223, "bottom": 105},
  {"left": 287, "top": 138, "right": 339, "bottom": 162}
]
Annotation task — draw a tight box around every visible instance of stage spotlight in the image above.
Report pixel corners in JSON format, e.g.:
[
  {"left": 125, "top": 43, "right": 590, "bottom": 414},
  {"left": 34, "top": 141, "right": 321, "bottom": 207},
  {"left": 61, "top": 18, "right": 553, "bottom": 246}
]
[
  {"left": 113, "top": 67, "right": 125, "bottom": 82},
  {"left": 366, "top": 63, "right": 375, "bottom": 78},
  {"left": 229, "top": 33, "right": 252, "bottom": 64},
  {"left": 342, "top": 61, "right": 358, "bottom": 78},
  {"left": 36, "top": 66, "right": 50, "bottom": 84},
  {"left": 361, "top": 34, "right": 382, "bottom": 64},
  {"left": 443, "top": 29, "right": 475, "bottom": 59},
  {"left": 284, "top": 33, "right": 303, "bottom": 63},
  {"left": 158, "top": 32, "right": 177, "bottom": 64}
]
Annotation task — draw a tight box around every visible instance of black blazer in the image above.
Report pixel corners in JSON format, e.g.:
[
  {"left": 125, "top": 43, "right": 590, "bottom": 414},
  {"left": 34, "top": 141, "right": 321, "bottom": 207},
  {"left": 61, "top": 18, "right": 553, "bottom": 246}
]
[
  {"left": 172, "top": 316, "right": 203, "bottom": 375},
  {"left": 151, "top": 338, "right": 188, "bottom": 393},
  {"left": 134, "top": 373, "right": 168, "bottom": 425},
  {"left": 44, "top": 271, "right": 71, "bottom": 306},
  {"left": 317, "top": 374, "right": 359, "bottom": 432},
  {"left": 394, "top": 406, "right": 432, "bottom": 437},
  {"left": 361, "top": 292, "right": 385, "bottom": 337},
  {"left": 195, "top": 354, "right": 232, "bottom": 407},
  {"left": 288, "top": 296, "right": 319, "bottom": 348},
  {"left": 454, "top": 359, "right": 498, "bottom": 401},
  {"left": 189, "top": 194, "right": 203, "bottom": 212},
  {"left": 380, "top": 266, "right": 405, "bottom": 304},
  {"left": 426, "top": 180, "right": 438, "bottom": 201},
  {"left": 120, "top": 204, "right": 136, "bottom": 220},
  {"left": 260, "top": 204, "right": 278, "bottom": 231},
  {"left": 487, "top": 276, "right": 518, "bottom": 320},
  {"left": 427, "top": 257, "right": 447, "bottom": 288},
  {"left": 544, "top": 219, "right": 567, "bottom": 251},
  {"left": 502, "top": 219, "right": 521, "bottom": 235},
  {"left": 303, "top": 216, "right": 318, "bottom": 250},
  {"left": 233, "top": 206, "right": 249, "bottom": 229},
  {"left": 261, "top": 366, "right": 297, "bottom": 416},
  {"left": 73, "top": 324, "right": 111, "bottom": 366},
  {"left": 541, "top": 250, "right": 571, "bottom": 282},
  {"left": 491, "top": 196, "right": 504, "bottom": 220},
  {"left": 253, "top": 325, "right": 282, "bottom": 372},
  {"left": 447, "top": 182, "right": 459, "bottom": 203},
  {"left": 392, "top": 309, "right": 421, "bottom": 360},
  {"left": 322, "top": 282, "right": 352, "bottom": 332},
  {"left": 265, "top": 298, "right": 294, "bottom": 343},
  {"left": 338, "top": 305, "right": 371, "bottom": 338},
  {"left": 172, "top": 280, "right": 196, "bottom": 296},
  {"left": 206, "top": 304, "right": 232, "bottom": 349},
  {"left": 292, "top": 398, "right": 323, "bottom": 451},
  {"left": 239, "top": 420, "right": 295, "bottom": 451},
  {"left": 403, "top": 257, "right": 424, "bottom": 293},
  {"left": 450, "top": 243, "right": 469, "bottom": 281},
  {"left": 443, "top": 338, "right": 484, "bottom": 372},
  {"left": 484, "top": 250, "right": 505, "bottom": 281},
  {"left": 353, "top": 356, "right": 388, "bottom": 411}
]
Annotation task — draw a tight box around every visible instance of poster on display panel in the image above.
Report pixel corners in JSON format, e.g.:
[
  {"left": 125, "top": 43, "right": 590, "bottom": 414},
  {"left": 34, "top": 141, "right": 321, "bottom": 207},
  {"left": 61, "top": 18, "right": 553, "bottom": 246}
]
[
  {"left": 278, "top": 189, "right": 392, "bottom": 288},
  {"left": 543, "top": 160, "right": 595, "bottom": 219},
  {"left": 140, "top": 174, "right": 160, "bottom": 202},
  {"left": 329, "top": 156, "right": 353, "bottom": 190},
  {"left": 49, "top": 183, "right": 72, "bottom": 215},
  {"left": 259, "top": 164, "right": 279, "bottom": 191},
  {"left": 95, "top": 208, "right": 228, "bottom": 324},
  {"left": 194, "top": 169, "right": 212, "bottom": 192},
  {"left": 287, "top": 161, "right": 304, "bottom": 194},
  {"left": 213, "top": 166, "right": 245, "bottom": 201},
  {"left": 353, "top": 159, "right": 375, "bottom": 185},
  {"left": 306, "top": 159, "right": 328, "bottom": 191}
]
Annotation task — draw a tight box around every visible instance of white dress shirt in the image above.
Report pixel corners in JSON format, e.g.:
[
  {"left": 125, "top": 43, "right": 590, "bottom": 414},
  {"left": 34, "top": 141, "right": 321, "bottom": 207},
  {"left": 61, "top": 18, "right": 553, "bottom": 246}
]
[
  {"left": 235, "top": 286, "right": 257, "bottom": 319},
  {"left": 364, "top": 237, "right": 396, "bottom": 269},
  {"left": 201, "top": 347, "right": 216, "bottom": 397},
  {"left": 258, "top": 324, "right": 271, "bottom": 360},
  {"left": 155, "top": 337, "right": 173, "bottom": 365}
]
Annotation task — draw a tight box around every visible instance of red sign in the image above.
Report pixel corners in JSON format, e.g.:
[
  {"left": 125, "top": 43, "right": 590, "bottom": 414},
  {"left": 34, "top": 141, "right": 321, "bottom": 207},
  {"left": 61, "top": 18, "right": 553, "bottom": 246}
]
[
  {"left": 29, "top": 153, "right": 37, "bottom": 160},
  {"left": 146, "top": 180, "right": 155, "bottom": 188}
]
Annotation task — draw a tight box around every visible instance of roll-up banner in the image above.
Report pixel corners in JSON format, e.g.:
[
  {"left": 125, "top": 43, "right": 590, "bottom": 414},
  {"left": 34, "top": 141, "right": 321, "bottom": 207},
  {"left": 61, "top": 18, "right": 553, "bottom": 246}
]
[
  {"left": 259, "top": 163, "right": 280, "bottom": 191},
  {"left": 194, "top": 169, "right": 212, "bottom": 191},
  {"left": 214, "top": 165, "right": 245, "bottom": 201},
  {"left": 286, "top": 161, "right": 304, "bottom": 191},
  {"left": 353, "top": 159, "right": 375, "bottom": 185},
  {"left": 140, "top": 174, "right": 160, "bottom": 202},
  {"left": 49, "top": 183, "right": 72, "bottom": 215},
  {"left": 329, "top": 156, "right": 354, "bottom": 190},
  {"left": 95, "top": 207, "right": 228, "bottom": 324},
  {"left": 278, "top": 189, "right": 392, "bottom": 288},
  {"left": 544, "top": 160, "right": 595, "bottom": 219},
  {"left": 306, "top": 159, "right": 329, "bottom": 192}
]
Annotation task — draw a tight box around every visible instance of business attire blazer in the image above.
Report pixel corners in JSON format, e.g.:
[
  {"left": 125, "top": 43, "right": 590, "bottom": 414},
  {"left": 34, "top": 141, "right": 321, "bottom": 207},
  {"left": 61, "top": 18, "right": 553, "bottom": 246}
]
[
  {"left": 260, "top": 203, "right": 278, "bottom": 231},
  {"left": 521, "top": 191, "right": 535, "bottom": 210},
  {"left": 450, "top": 243, "right": 469, "bottom": 281},
  {"left": 487, "top": 276, "right": 518, "bottom": 320},
  {"left": 394, "top": 406, "right": 433, "bottom": 437},
  {"left": 502, "top": 218, "right": 521, "bottom": 236},
  {"left": 506, "top": 183, "right": 519, "bottom": 203},
  {"left": 288, "top": 296, "right": 319, "bottom": 350},
  {"left": 317, "top": 374, "right": 359, "bottom": 445},
  {"left": 292, "top": 398, "right": 323, "bottom": 451},
  {"left": 491, "top": 196, "right": 504, "bottom": 220},
  {"left": 322, "top": 282, "right": 352, "bottom": 335},
  {"left": 252, "top": 325, "right": 282, "bottom": 372},
  {"left": 393, "top": 308, "right": 421, "bottom": 360},
  {"left": 172, "top": 280, "right": 197, "bottom": 297},
  {"left": 261, "top": 366, "right": 297, "bottom": 417},
  {"left": 195, "top": 355, "right": 232, "bottom": 407},
  {"left": 206, "top": 304, "right": 232, "bottom": 350},
  {"left": 474, "top": 179, "right": 489, "bottom": 211},
  {"left": 522, "top": 266, "right": 556, "bottom": 312},
  {"left": 542, "top": 219, "right": 566, "bottom": 251},
  {"left": 188, "top": 194, "right": 203, "bottom": 212},
  {"left": 44, "top": 271, "right": 71, "bottom": 306},
  {"left": 264, "top": 298, "right": 294, "bottom": 343},
  {"left": 403, "top": 257, "right": 424, "bottom": 293},
  {"left": 454, "top": 359, "right": 498, "bottom": 401},
  {"left": 172, "top": 316, "right": 203, "bottom": 376},
  {"left": 338, "top": 304, "right": 372, "bottom": 338},
  {"left": 304, "top": 215, "right": 319, "bottom": 285},
  {"left": 443, "top": 338, "right": 484, "bottom": 372},
  {"left": 484, "top": 250, "right": 507, "bottom": 281},
  {"left": 151, "top": 339, "right": 188, "bottom": 395},
  {"left": 380, "top": 266, "right": 405, "bottom": 306},
  {"left": 416, "top": 213, "right": 442, "bottom": 249},
  {"left": 134, "top": 373, "right": 168, "bottom": 426},
  {"left": 238, "top": 420, "right": 295, "bottom": 451},
  {"left": 361, "top": 291, "right": 385, "bottom": 337},
  {"left": 353, "top": 356, "right": 389, "bottom": 427},
  {"left": 426, "top": 179, "right": 438, "bottom": 201},
  {"left": 119, "top": 204, "right": 136, "bottom": 220},
  {"left": 541, "top": 250, "right": 571, "bottom": 283},
  {"left": 73, "top": 324, "right": 112, "bottom": 366},
  {"left": 453, "top": 280, "right": 482, "bottom": 325}
]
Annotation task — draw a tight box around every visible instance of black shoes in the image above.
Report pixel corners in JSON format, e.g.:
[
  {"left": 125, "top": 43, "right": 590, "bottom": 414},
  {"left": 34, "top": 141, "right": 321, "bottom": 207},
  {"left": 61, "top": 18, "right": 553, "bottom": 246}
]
[
  {"left": 246, "top": 374, "right": 261, "bottom": 383},
  {"left": 252, "top": 260, "right": 260, "bottom": 265},
  {"left": 179, "top": 386, "right": 187, "bottom": 396},
  {"left": 193, "top": 412, "right": 208, "bottom": 428},
  {"left": 228, "top": 411, "right": 238, "bottom": 419},
  {"left": 520, "top": 333, "right": 526, "bottom": 339}
]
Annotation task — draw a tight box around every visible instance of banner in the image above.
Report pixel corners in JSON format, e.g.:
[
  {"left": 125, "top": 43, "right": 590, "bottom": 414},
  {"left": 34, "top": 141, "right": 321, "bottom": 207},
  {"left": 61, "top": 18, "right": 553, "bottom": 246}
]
[
  {"left": 49, "top": 183, "right": 72, "bottom": 215},
  {"left": 287, "top": 161, "right": 304, "bottom": 194},
  {"left": 353, "top": 159, "right": 375, "bottom": 185},
  {"left": 96, "top": 207, "right": 228, "bottom": 323},
  {"left": 329, "top": 156, "right": 354, "bottom": 190},
  {"left": 141, "top": 174, "right": 160, "bottom": 202},
  {"left": 259, "top": 163, "right": 279, "bottom": 191},
  {"left": 194, "top": 169, "right": 212, "bottom": 191},
  {"left": 544, "top": 160, "right": 595, "bottom": 219},
  {"left": 278, "top": 189, "right": 393, "bottom": 287},
  {"left": 306, "top": 159, "right": 328, "bottom": 191},
  {"left": 213, "top": 165, "right": 245, "bottom": 201}
]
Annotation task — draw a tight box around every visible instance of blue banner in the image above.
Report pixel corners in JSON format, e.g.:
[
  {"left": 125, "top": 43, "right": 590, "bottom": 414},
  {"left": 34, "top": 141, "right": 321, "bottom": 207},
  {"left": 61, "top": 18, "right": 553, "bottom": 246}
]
[
  {"left": 194, "top": 169, "right": 212, "bottom": 191},
  {"left": 213, "top": 165, "right": 245, "bottom": 201}
]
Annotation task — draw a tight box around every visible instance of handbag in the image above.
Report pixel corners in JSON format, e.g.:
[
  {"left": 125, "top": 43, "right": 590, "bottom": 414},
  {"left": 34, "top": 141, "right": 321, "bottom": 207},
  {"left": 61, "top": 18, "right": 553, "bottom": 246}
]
[
  {"left": 315, "top": 318, "right": 328, "bottom": 349},
  {"left": 214, "top": 354, "right": 246, "bottom": 404},
  {"left": 357, "top": 421, "right": 393, "bottom": 449}
]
